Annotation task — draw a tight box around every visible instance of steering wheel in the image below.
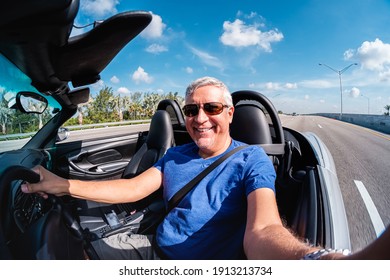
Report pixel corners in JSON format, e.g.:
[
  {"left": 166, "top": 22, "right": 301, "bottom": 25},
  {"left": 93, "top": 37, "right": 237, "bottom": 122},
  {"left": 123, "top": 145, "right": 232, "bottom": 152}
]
[{"left": 0, "top": 165, "right": 85, "bottom": 259}]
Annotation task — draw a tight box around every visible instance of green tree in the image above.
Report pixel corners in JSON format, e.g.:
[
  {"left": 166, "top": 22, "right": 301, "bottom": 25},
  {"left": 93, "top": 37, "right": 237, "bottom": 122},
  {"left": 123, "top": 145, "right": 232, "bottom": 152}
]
[
  {"left": 127, "top": 92, "right": 143, "bottom": 120},
  {"left": 110, "top": 94, "right": 132, "bottom": 121},
  {"left": 0, "top": 92, "right": 13, "bottom": 134},
  {"left": 164, "top": 91, "right": 185, "bottom": 107},
  {"left": 142, "top": 92, "right": 162, "bottom": 118},
  {"left": 87, "top": 86, "right": 116, "bottom": 123}
]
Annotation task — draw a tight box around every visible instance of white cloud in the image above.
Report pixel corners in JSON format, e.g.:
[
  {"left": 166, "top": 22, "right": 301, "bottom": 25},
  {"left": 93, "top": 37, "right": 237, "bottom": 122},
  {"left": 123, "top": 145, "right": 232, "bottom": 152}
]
[
  {"left": 117, "top": 87, "right": 131, "bottom": 95},
  {"left": 156, "top": 88, "right": 165, "bottom": 95},
  {"left": 80, "top": 0, "right": 119, "bottom": 17},
  {"left": 145, "top": 43, "right": 168, "bottom": 54},
  {"left": 349, "top": 87, "right": 360, "bottom": 98},
  {"left": 246, "top": 12, "right": 258, "bottom": 19},
  {"left": 220, "top": 19, "right": 283, "bottom": 52},
  {"left": 346, "top": 38, "right": 390, "bottom": 78},
  {"left": 265, "top": 82, "right": 278, "bottom": 90},
  {"left": 110, "top": 75, "right": 119, "bottom": 83},
  {"left": 249, "top": 82, "right": 298, "bottom": 91},
  {"left": 357, "top": 39, "right": 390, "bottom": 71},
  {"left": 132, "top": 66, "right": 153, "bottom": 84},
  {"left": 188, "top": 45, "right": 224, "bottom": 69},
  {"left": 141, "top": 12, "right": 166, "bottom": 39},
  {"left": 285, "top": 82, "right": 298, "bottom": 89},
  {"left": 185, "top": 67, "right": 193, "bottom": 74},
  {"left": 343, "top": 49, "right": 355, "bottom": 60},
  {"left": 379, "top": 69, "right": 390, "bottom": 81},
  {"left": 299, "top": 79, "right": 334, "bottom": 89}
]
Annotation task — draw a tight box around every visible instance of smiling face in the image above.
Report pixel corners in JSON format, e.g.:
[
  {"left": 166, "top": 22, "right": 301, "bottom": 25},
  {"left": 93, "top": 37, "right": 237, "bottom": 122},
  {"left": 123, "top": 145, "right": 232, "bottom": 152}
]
[{"left": 185, "top": 85, "right": 234, "bottom": 158}]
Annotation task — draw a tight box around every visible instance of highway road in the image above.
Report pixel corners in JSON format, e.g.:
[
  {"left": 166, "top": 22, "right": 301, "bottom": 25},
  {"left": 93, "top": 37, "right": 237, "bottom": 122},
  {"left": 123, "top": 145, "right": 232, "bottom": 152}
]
[{"left": 280, "top": 115, "right": 390, "bottom": 252}]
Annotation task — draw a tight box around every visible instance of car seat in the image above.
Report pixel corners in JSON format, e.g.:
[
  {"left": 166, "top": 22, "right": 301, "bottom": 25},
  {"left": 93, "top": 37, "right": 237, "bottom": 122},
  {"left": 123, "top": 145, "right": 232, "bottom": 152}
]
[
  {"left": 77, "top": 109, "right": 174, "bottom": 241},
  {"left": 122, "top": 110, "right": 175, "bottom": 179},
  {"left": 230, "top": 103, "right": 272, "bottom": 145}
]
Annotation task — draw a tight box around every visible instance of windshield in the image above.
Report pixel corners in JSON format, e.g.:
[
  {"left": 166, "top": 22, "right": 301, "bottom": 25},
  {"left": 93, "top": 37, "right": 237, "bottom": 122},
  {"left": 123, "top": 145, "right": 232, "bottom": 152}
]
[{"left": 0, "top": 54, "right": 61, "bottom": 153}]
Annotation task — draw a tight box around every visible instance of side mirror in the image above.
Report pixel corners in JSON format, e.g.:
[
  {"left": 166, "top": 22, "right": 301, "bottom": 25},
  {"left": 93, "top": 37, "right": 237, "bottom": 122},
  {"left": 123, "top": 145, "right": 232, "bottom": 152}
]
[
  {"left": 57, "top": 127, "right": 70, "bottom": 142},
  {"left": 15, "top": 91, "right": 48, "bottom": 114}
]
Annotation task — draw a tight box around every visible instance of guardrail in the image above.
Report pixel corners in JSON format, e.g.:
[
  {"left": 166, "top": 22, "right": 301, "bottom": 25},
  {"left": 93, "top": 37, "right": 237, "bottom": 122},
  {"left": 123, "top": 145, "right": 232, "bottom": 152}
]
[
  {"left": 314, "top": 113, "right": 390, "bottom": 134},
  {"left": 65, "top": 119, "right": 151, "bottom": 130},
  {"left": 0, "top": 132, "right": 35, "bottom": 141},
  {"left": 0, "top": 119, "right": 151, "bottom": 141}
]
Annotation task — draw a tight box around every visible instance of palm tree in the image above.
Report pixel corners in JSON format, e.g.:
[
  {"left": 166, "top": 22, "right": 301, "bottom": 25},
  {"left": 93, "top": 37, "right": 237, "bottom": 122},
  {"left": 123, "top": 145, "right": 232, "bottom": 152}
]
[
  {"left": 384, "top": 105, "right": 390, "bottom": 116},
  {"left": 0, "top": 105, "right": 12, "bottom": 134},
  {"left": 129, "top": 92, "right": 143, "bottom": 120},
  {"left": 110, "top": 94, "right": 131, "bottom": 122},
  {"left": 77, "top": 106, "right": 83, "bottom": 125},
  {"left": 143, "top": 93, "right": 162, "bottom": 118}
]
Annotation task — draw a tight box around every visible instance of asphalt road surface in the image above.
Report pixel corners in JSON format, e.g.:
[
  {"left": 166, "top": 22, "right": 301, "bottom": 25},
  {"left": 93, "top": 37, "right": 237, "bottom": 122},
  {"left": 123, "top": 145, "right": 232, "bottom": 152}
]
[{"left": 280, "top": 114, "right": 390, "bottom": 252}]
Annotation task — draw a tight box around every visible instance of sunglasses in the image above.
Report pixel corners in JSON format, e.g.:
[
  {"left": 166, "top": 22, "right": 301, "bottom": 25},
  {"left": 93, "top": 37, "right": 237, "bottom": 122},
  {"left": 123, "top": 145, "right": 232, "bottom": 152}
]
[{"left": 182, "top": 102, "right": 230, "bottom": 117}]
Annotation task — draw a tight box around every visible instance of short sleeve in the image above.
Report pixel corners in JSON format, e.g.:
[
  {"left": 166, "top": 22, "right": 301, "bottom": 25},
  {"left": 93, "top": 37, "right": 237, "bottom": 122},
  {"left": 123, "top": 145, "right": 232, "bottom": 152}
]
[{"left": 243, "top": 146, "right": 276, "bottom": 196}]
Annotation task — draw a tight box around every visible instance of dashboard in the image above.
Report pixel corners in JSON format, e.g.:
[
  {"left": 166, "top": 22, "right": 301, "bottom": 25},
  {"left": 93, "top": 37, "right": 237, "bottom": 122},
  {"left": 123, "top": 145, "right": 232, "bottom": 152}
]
[{"left": 0, "top": 149, "right": 85, "bottom": 259}]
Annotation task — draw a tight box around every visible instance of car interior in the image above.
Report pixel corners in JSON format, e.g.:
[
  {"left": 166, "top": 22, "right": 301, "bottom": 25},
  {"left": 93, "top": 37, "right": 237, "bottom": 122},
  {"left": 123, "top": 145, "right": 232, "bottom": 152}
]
[{"left": 0, "top": 0, "right": 331, "bottom": 259}]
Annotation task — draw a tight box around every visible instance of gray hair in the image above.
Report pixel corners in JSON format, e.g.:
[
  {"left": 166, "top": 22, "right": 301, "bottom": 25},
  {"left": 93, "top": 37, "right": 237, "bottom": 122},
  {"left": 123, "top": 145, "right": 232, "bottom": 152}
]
[{"left": 185, "top": 76, "right": 233, "bottom": 106}]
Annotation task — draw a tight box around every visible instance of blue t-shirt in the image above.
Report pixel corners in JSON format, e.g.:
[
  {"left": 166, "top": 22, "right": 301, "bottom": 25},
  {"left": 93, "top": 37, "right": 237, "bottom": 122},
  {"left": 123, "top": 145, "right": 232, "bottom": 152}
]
[{"left": 153, "top": 140, "right": 276, "bottom": 259}]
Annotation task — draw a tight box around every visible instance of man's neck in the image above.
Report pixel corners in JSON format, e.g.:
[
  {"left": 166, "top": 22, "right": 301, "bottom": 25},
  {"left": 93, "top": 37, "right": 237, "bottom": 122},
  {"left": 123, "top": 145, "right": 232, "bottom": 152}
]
[{"left": 198, "top": 137, "right": 232, "bottom": 159}]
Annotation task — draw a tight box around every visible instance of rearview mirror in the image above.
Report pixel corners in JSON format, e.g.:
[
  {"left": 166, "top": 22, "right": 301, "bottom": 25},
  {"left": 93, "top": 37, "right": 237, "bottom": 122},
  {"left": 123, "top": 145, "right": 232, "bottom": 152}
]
[{"left": 16, "top": 91, "right": 48, "bottom": 114}]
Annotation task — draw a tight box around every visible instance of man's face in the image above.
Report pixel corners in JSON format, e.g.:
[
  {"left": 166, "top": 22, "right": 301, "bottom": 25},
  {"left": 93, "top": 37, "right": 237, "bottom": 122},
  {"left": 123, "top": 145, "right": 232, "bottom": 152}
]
[{"left": 185, "top": 85, "right": 234, "bottom": 157}]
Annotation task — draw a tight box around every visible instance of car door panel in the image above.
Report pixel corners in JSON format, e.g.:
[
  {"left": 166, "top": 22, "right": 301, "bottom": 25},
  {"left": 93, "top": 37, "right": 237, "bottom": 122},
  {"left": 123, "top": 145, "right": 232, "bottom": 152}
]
[{"left": 52, "top": 131, "right": 145, "bottom": 180}]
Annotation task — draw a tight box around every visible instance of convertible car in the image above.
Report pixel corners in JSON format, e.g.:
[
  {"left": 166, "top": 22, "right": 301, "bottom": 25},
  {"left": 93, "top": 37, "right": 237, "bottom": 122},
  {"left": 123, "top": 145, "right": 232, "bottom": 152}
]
[{"left": 0, "top": 0, "right": 350, "bottom": 259}]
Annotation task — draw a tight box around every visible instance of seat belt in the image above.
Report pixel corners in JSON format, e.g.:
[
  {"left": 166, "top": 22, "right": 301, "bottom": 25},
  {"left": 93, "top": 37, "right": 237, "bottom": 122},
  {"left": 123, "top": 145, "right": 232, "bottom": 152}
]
[{"left": 167, "top": 145, "right": 248, "bottom": 212}]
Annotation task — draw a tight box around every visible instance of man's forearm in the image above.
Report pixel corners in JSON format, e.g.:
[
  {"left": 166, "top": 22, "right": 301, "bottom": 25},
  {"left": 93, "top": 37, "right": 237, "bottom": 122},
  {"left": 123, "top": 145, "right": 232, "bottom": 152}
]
[{"left": 244, "top": 224, "right": 316, "bottom": 260}]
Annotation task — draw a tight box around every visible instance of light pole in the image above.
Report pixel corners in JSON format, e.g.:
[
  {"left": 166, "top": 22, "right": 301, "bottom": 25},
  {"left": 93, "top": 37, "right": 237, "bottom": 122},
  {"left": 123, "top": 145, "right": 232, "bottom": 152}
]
[
  {"left": 318, "top": 62, "right": 358, "bottom": 119},
  {"left": 361, "top": 94, "right": 370, "bottom": 114}
]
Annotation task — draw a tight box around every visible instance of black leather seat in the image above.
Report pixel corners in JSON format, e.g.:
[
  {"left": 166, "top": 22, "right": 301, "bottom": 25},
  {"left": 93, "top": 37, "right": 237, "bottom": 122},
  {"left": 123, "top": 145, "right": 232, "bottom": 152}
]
[
  {"left": 230, "top": 103, "right": 272, "bottom": 144},
  {"left": 122, "top": 110, "right": 175, "bottom": 178},
  {"left": 77, "top": 109, "right": 174, "bottom": 240}
]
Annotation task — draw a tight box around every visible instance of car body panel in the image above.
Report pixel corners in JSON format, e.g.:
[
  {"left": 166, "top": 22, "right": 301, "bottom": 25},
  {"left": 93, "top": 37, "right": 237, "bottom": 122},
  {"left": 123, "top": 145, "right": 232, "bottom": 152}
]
[{"left": 303, "top": 132, "right": 351, "bottom": 249}]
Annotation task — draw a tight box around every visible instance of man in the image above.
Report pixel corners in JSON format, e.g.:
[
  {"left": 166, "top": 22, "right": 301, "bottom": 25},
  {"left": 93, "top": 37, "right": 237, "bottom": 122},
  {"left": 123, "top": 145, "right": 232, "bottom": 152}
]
[{"left": 21, "top": 76, "right": 389, "bottom": 260}]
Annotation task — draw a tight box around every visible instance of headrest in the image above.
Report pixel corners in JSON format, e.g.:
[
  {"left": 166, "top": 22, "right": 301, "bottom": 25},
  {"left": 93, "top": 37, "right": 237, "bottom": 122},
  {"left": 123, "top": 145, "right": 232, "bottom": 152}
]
[
  {"left": 147, "top": 110, "right": 174, "bottom": 149},
  {"left": 230, "top": 104, "right": 272, "bottom": 144}
]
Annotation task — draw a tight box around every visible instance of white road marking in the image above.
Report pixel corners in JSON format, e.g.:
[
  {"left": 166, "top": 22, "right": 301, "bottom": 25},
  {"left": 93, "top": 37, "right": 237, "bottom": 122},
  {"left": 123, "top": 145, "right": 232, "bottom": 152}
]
[
  {"left": 354, "top": 180, "right": 385, "bottom": 237},
  {"left": 317, "top": 124, "right": 323, "bottom": 129}
]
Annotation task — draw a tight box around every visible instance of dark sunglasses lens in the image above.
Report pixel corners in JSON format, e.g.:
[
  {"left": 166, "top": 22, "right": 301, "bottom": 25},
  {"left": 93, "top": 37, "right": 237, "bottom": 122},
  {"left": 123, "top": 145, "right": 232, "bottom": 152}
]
[
  {"left": 183, "top": 104, "right": 199, "bottom": 117},
  {"left": 204, "top": 103, "right": 223, "bottom": 115}
]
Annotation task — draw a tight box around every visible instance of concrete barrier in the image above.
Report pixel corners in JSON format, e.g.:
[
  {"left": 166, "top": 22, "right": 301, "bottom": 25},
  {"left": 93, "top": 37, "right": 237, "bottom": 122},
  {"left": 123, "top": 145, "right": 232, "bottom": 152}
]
[{"left": 314, "top": 113, "right": 390, "bottom": 134}]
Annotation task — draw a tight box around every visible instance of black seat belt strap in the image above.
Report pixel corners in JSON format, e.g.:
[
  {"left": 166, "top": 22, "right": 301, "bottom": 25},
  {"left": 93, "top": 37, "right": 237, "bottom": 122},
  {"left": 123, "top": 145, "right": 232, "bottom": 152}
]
[{"left": 167, "top": 145, "right": 248, "bottom": 212}]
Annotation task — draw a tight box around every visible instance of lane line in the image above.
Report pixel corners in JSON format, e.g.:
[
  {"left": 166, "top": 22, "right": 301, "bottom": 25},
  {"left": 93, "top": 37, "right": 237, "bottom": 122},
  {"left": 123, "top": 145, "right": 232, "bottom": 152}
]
[{"left": 354, "top": 180, "right": 385, "bottom": 237}]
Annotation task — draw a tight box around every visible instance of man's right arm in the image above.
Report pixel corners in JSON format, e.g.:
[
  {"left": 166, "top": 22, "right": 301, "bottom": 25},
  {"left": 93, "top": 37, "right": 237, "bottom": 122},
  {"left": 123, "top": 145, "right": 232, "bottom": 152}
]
[{"left": 21, "top": 165, "right": 163, "bottom": 204}]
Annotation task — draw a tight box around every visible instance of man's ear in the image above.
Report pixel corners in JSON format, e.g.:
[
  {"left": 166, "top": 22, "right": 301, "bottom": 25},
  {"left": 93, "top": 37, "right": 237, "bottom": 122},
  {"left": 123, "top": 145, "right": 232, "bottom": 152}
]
[{"left": 228, "top": 106, "right": 234, "bottom": 124}]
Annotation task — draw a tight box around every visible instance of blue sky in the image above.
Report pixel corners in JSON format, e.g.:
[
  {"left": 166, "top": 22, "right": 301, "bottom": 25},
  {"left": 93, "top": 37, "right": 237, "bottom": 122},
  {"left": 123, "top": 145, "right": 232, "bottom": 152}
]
[{"left": 73, "top": 0, "right": 390, "bottom": 114}]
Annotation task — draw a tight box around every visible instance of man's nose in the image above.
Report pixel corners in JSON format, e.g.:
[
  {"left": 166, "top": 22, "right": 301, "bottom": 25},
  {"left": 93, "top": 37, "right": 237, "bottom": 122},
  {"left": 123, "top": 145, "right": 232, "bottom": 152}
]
[{"left": 194, "top": 107, "right": 208, "bottom": 122}]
